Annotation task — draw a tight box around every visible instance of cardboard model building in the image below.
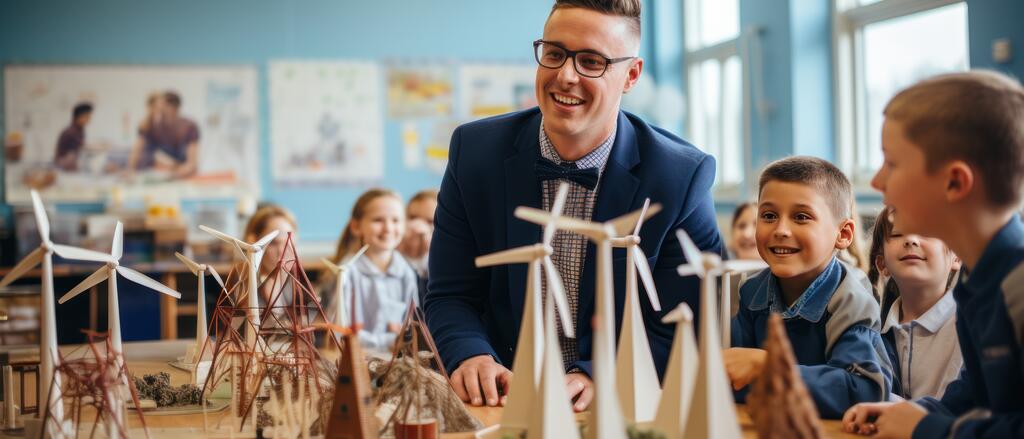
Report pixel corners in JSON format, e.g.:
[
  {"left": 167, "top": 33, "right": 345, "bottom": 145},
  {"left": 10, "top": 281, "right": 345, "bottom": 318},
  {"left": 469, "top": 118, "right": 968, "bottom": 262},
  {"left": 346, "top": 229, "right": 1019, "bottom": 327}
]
[{"left": 650, "top": 303, "right": 699, "bottom": 437}]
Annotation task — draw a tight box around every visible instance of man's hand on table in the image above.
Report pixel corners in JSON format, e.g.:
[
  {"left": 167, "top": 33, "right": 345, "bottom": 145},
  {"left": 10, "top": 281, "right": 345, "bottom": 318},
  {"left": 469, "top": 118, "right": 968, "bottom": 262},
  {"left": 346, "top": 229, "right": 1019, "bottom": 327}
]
[
  {"left": 451, "top": 354, "right": 512, "bottom": 407},
  {"left": 843, "top": 401, "right": 926, "bottom": 438},
  {"left": 565, "top": 372, "right": 594, "bottom": 412}
]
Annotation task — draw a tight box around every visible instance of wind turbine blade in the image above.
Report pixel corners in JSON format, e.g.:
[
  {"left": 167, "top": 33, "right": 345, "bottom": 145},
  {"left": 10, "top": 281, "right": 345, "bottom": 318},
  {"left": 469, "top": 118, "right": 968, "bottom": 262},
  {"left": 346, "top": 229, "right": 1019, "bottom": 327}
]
[
  {"left": 344, "top": 245, "right": 369, "bottom": 266},
  {"left": 542, "top": 257, "right": 575, "bottom": 338},
  {"left": 0, "top": 247, "right": 45, "bottom": 288},
  {"left": 609, "top": 203, "right": 661, "bottom": 236},
  {"left": 661, "top": 302, "right": 694, "bottom": 324},
  {"left": 475, "top": 245, "right": 540, "bottom": 267},
  {"left": 543, "top": 183, "right": 571, "bottom": 245},
  {"left": 30, "top": 190, "right": 50, "bottom": 242},
  {"left": 59, "top": 268, "right": 109, "bottom": 304},
  {"left": 674, "top": 229, "right": 705, "bottom": 277},
  {"left": 229, "top": 240, "right": 247, "bottom": 262},
  {"left": 111, "top": 222, "right": 124, "bottom": 262},
  {"left": 198, "top": 225, "right": 250, "bottom": 250},
  {"left": 519, "top": 207, "right": 605, "bottom": 237},
  {"left": 321, "top": 257, "right": 341, "bottom": 275},
  {"left": 175, "top": 252, "right": 202, "bottom": 276},
  {"left": 116, "top": 265, "right": 181, "bottom": 299},
  {"left": 632, "top": 198, "right": 651, "bottom": 236},
  {"left": 677, "top": 265, "right": 701, "bottom": 278},
  {"left": 207, "top": 265, "right": 225, "bottom": 288},
  {"left": 51, "top": 244, "right": 115, "bottom": 263},
  {"left": 632, "top": 246, "right": 662, "bottom": 311},
  {"left": 551, "top": 182, "right": 570, "bottom": 217},
  {"left": 722, "top": 259, "right": 769, "bottom": 274},
  {"left": 253, "top": 229, "right": 280, "bottom": 249}
]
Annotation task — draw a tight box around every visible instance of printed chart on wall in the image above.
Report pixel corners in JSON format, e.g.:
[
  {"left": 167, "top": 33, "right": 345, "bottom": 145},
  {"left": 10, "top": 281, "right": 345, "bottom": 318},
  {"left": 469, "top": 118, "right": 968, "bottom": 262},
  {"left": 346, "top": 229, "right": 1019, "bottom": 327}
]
[
  {"left": 269, "top": 61, "right": 384, "bottom": 186},
  {"left": 3, "top": 64, "right": 260, "bottom": 202},
  {"left": 457, "top": 63, "right": 536, "bottom": 119}
]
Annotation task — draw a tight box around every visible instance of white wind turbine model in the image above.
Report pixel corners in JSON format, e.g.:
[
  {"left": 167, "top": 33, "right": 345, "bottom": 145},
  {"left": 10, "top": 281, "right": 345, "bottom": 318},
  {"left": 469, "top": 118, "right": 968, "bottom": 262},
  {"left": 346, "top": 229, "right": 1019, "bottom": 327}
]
[
  {"left": 719, "top": 262, "right": 767, "bottom": 348},
  {"left": 198, "top": 225, "right": 280, "bottom": 349},
  {"left": 517, "top": 202, "right": 660, "bottom": 439},
  {"left": 0, "top": 190, "right": 105, "bottom": 428},
  {"left": 609, "top": 198, "right": 663, "bottom": 424},
  {"left": 321, "top": 244, "right": 369, "bottom": 331},
  {"left": 174, "top": 252, "right": 225, "bottom": 377},
  {"left": 674, "top": 229, "right": 766, "bottom": 439},
  {"left": 475, "top": 183, "right": 575, "bottom": 436},
  {"left": 58, "top": 221, "right": 182, "bottom": 367},
  {"left": 650, "top": 302, "right": 699, "bottom": 437}
]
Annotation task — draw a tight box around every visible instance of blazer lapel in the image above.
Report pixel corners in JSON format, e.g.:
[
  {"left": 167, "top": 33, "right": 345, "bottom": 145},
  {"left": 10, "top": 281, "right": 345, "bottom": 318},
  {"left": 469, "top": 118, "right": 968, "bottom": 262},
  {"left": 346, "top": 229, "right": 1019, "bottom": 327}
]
[
  {"left": 578, "top": 112, "right": 641, "bottom": 339},
  {"left": 504, "top": 113, "right": 544, "bottom": 320}
]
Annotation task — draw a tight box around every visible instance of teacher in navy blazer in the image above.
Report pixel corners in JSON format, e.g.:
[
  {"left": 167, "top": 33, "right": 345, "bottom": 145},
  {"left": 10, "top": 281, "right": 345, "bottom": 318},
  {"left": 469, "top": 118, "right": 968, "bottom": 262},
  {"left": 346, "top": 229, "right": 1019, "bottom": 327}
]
[{"left": 424, "top": 0, "right": 724, "bottom": 412}]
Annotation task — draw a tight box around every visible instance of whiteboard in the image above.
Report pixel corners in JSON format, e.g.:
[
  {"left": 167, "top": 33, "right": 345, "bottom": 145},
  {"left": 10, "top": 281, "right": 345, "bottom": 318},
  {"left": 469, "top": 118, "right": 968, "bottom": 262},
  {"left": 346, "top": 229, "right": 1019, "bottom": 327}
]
[{"left": 3, "top": 64, "right": 260, "bottom": 202}]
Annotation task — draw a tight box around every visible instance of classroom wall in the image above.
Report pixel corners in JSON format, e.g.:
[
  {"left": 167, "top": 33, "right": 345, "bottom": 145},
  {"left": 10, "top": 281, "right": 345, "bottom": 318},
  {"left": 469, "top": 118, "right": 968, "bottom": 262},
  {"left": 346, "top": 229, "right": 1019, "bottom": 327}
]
[{"left": 0, "top": 0, "right": 561, "bottom": 242}]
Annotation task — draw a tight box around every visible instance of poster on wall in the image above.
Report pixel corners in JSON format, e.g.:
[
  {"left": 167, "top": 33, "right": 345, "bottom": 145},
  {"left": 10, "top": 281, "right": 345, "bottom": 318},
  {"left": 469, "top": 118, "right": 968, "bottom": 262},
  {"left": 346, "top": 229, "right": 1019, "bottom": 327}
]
[
  {"left": 269, "top": 60, "right": 384, "bottom": 186},
  {"left": 3, "top": 64, "right": 260, "bottom": 203},
  {"left": 457, "top": 63, "right": 537, "bottom": 119},
  {"left": 386, "top": 63, "right": 455, "bottom": 118}
]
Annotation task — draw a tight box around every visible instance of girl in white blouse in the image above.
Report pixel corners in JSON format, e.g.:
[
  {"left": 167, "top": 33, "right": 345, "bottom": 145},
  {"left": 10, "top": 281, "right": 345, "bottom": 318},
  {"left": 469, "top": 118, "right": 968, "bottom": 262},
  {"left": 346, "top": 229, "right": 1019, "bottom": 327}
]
[
  {"left": 326, "top": 188, "right": 418, "bottom": 350},
  {"left": 870, "top": 206, "right": 962, "bottom": 400}
]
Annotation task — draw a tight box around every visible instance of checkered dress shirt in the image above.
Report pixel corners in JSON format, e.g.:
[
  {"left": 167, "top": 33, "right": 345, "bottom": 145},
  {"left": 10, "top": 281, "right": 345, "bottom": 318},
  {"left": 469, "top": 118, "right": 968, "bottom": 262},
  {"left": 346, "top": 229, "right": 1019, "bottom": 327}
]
[{"left": 538, "top": 118, "right": 615, "bottom": 368}]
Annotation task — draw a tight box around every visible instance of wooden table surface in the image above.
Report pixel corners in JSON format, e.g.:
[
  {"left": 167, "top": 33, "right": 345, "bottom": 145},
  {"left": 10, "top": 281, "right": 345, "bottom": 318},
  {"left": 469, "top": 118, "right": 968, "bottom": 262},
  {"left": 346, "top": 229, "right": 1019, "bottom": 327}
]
[{"left": 6, "top": 340, "right": 860, "bottom": 438}]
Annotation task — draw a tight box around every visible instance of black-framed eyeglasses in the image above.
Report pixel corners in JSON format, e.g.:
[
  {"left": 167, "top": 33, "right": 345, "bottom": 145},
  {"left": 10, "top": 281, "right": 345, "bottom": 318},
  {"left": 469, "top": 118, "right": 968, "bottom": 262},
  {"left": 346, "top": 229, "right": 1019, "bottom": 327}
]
[{"left": 533, "top": 39, "right": 635, "bottom": 79}]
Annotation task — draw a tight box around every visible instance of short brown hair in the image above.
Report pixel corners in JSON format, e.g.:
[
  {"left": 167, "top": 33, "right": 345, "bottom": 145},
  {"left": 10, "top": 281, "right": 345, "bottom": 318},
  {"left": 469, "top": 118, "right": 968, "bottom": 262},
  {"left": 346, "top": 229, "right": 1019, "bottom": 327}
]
[
  {"left": 884, "top": 70, "right": 1024, "bottom": 208},
  {"left": 551, "top": 0, "right": 641, "bottom": 40},
  {"left": 164, "top": 91, "right": 182, "bottom": 108},
  {"left": 758, "top": 156, "right": 853, "bottom": 222}
]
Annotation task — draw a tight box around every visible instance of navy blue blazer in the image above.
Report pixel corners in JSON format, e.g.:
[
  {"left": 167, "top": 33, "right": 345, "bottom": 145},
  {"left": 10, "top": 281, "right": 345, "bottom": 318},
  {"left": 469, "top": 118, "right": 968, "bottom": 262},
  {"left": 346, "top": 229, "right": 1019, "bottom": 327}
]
[{"left": 424, "top": 108, "right": 724, "bottom": 379}]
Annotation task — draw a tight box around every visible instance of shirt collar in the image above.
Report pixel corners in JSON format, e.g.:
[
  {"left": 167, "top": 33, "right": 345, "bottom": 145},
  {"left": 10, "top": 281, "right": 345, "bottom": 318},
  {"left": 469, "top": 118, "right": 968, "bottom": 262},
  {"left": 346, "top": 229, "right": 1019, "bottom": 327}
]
[
  {"left": 538, "top": 117, "right": 615, "bottom": 176},
  {"left": 749, "top": 257, "right": 843, "bottom": 323},
  {"left": 962, "top": 215, "right": 1024, "bottom": 291},
  {"left": 354, "top": 252, "right": 411, "bottom": 278},
  {"left": 882, "top": 290, "right": 956, "bottom": 334}
]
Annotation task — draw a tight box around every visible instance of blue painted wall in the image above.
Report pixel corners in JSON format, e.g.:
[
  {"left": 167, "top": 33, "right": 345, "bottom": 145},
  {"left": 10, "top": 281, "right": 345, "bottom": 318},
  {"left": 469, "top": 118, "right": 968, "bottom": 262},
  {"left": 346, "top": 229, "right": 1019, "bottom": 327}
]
[{"left": 967, "top": 0, "right": 1024, "bottom": 79}]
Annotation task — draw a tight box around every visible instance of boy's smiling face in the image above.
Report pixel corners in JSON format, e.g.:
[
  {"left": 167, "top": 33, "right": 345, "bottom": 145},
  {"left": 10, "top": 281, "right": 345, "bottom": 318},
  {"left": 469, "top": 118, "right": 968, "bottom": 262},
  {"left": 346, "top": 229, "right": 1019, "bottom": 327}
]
[
  {"left": 871, "top": 119, "right": 950, "bottom": 238},
  {"left": 757, "top": 181, "right": 854, "bottom": 295}
]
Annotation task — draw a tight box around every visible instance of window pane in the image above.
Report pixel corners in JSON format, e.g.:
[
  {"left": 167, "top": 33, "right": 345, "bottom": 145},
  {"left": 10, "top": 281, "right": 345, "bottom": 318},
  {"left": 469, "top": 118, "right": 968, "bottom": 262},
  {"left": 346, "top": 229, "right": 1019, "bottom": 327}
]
[
  {"left": 686, "top": 0, "right": 739, "bottom": 50},
  {"left": 860, "top": 2, "right": 968, "bottom": 174},
  {"left": 722, "top": 56, "right": 743, "bottom": 185}
]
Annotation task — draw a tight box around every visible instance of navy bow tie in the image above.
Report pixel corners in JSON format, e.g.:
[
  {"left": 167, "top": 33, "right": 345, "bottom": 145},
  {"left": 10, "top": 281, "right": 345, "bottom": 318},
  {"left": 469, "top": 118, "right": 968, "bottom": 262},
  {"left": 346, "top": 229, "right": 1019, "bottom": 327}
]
[{"left": 535, "top": 157, "right": 599, "bottom": 190}]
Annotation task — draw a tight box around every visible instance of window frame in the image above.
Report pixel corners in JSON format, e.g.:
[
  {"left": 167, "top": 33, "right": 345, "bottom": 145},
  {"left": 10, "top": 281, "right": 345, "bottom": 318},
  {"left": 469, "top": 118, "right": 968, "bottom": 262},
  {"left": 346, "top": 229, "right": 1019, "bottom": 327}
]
[
  {"left": 832, "top": 0, "right": 966, "bottom": 191},
  {"left": 684, "top": 0, "right": 749, "bottom": 201}
]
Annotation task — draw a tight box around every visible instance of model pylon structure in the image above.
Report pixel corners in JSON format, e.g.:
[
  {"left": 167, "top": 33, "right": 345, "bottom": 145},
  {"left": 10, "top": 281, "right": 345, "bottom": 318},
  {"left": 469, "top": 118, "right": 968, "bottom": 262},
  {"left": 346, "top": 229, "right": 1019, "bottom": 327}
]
[
  {"left": 375, "top": 301, "right": 485, "bottom": 435},
  {"left": 475, "top": 183, "right": 575, "bottom": 437},
  {"left": 747, "top": 314, "right": 825, "bottom": 439},
  {"left": 609, "top": 198, "right": 663, "bottom": 424},
  {"left": 41, "top": 331, "right": 149, "bottom": 439},
  {"left": 198, "top": 263, "right": 260, "bottom": 427},
  {"left": 238, "top": 232, "right": 339, "bottom": 429},
  {"left": 322, "top": 244, "right": 368, "bottom": 334},
  {"left": 675, "top": 229, "right": 764, "bottom": 439},
  {"left": 518, "top": 200, "right": 660, "bottom": 439},
  {"left": 200, "top": 225, "right": 280, "bottom": 351},
  {"left": 650, "top": 303, "right": 699, "bottom": 437},
  {"left": 174, "top": 252, "right": 225, "bottom": 371}
]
